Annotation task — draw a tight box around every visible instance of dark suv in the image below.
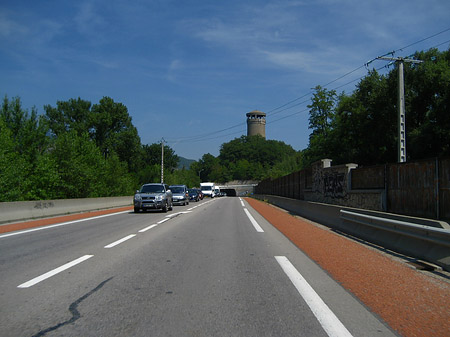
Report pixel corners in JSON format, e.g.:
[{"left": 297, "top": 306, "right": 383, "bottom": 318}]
[{"left": 134, "top": 183, "right": 173, "bottom": 213}]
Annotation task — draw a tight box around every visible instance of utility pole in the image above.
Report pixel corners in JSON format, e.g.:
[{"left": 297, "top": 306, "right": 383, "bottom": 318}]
[
  {"left": 376, "top": 56, "right": 423, "bottom": 163},
  {"left": 161, "top": 138, "right": 165, "bottom": 183}
]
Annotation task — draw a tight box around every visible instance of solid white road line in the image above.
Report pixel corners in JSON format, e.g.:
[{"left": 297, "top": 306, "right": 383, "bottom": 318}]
[
  {"left": 157, "top": 218, "right": 170, "bottom": 224},
  {"left": 275, "top": 256, "right": 354, "bottom": 337},
  {"left": 0, "top": 211, "right": 130, "bottom": 239},
  {"left": 18, "top": 255, "right": 94, "bottom": 288},
  {"left": 243, "top": 208, "right": 264, "bottom": 233},
  {"left": 104, "top": 234, "right": 136, "bottom": 248},
  {"left": 139, "top": 224, "right": 158, "bottom": 233}
]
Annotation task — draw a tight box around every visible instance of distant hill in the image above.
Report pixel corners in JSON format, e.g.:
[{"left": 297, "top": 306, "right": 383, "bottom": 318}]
[{"left": 177, "top": 156, "right": 196, "bottom": 169}]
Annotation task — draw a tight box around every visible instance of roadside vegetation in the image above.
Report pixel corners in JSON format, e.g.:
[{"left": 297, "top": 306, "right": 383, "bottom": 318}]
[{"left": 1, "top": 48, "right": 448, "bottom": 201}]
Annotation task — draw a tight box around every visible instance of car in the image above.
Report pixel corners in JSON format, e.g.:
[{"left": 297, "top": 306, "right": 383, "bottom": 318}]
[
  {"left": 133, "top": 183, "right": 173, "bottom": 213},
  {"left": 169, "top": 185, "right": 189, "bottom": 206},
  {"left": 188, "top": 188, "right": 200, "bottom": 202}
]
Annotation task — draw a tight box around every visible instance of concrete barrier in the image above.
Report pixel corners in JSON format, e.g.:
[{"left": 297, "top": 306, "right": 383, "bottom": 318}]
[
  {"left": 253, "top": 194, "right": 450, "bottom": 272},
  {"left": 0, "top": 196, "right": 133, "bottom": 225}
]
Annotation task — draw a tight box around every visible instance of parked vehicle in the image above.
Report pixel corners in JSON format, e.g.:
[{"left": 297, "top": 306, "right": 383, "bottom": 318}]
[
  {"left": 200, "top": 182, "right": 215, "bottom": 198},
  {"left": 188, "top": 188, "right": 200, "bottom": 202},
  {"left": 134, "top": 183, "right": 173, "bottom": 213},
  {"left": 170, "top": 185, "right": 189, "bottom": 205}
]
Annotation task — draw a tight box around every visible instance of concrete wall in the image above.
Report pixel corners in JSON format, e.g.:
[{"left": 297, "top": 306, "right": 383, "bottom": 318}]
[
  {"left": 0, "top": 196, "right": 133, "bottom": 224},
  {"left": 304, "top": 159, "right": 385, "bottom": 210}
]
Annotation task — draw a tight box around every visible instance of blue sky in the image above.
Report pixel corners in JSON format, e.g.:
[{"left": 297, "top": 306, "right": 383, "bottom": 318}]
[{"left": 1, "top": 0, "right": 450, "bottom": 160}]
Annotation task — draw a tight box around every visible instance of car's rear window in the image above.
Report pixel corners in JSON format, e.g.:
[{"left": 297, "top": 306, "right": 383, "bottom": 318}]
[
  {"left": 141, "top": 185, "right": 164, "bottom": 193},
  {"left": 170, "top": 186, "right": 185, "bottom": 193}
]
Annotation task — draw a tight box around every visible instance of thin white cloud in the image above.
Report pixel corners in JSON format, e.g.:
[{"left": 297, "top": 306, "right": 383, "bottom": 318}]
[
  {"left": 74, "top": 1, "right": 107, "bottom": 36},
  {"left": 262, "top": 50, "right": 318, "bottom": 72},
  {"left": 167, "top": 59, "right": 183, "bottom": 82},
  {"left": 182, "top": 0, "right": 450, "bottom": 79},
  {"left": 0, "top": 12, "right": 28, "bottom": 38}
]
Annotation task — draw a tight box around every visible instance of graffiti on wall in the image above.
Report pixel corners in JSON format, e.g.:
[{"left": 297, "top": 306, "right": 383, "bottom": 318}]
[
  {"left": 34, "top": 201, "right": 54, "bottom": 209},
  {"left": 324, "top": 172, "right": 346, "bottom": 198}
]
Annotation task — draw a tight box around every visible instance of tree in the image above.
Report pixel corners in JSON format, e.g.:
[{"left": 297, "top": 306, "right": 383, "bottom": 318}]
[
  {"left": 406, "top": 48, "right": 450, "bottom": 158},
  {"left": 0, "top": 118, "right": 29, "bottom": 201},
  {"left": 141, "top": 143, "right": 179, "bottom": 172},
  {"left": 218, "top": 135, "right": 297, "bottom": 180},
  {"left": 44, "top": 97, "right": 92, "bottom": 137},
  {"left": 135, "top": 143, "right": 180, "bottom": 185},
  {"left": 2, "top": 96, "right": 49, "bottom": 163},
  {"left": 332, "top": 70, "right": 397, "bottom": 165},
  {"left": 50, "top": 131, "right": 108, "bottom": 198},
  {"left": 1, "top": 95, "right": 140, "bottom": 200},
  {"left": 91, "top": 97, "right": 142, "bottom": 172},
  {"left": 307, "top": 85, "right": 337, "bottom": 137},
  {"left": 44, "top": 96, "right": 142, "bottom": 173},
  {"left": 197, "top": 153, "right": 220, "bottom": 182},
  {"left": 1, "top": 96, "right": 53, "bottom": 200},
  {"left": 165, "top": 167, "right": 200, "bottom": 187}
]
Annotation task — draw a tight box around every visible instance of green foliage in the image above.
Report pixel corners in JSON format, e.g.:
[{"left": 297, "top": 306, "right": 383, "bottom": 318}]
[
  {"left": 49, "top": 131, "right": 106, "bottom": 198},
  {"left": 141, "top": 143, "right": 179, "bottom": 173},
  {"left": 165, "top": 167, "right": 200, "bottom": 188},
  {"left": 44, "top": 96, "right": 142, "bottom": 173},
  {"left": 265, "top": 152, "right": 304, "bottom": 179},
  {"left": 406, "top": 48, "right": 450, "bottom": 158},
  {"left": 91, "top": 97, "right": 142, "bottom": 172},
  {"left": 0, "top": 118, "right": 29, "bottom": 201},
  {"left": 135, "top": 164, "right": 162, "bottom": 187},
  {"left": 191, "top": 136, "right": 301, "bottom": 182},
  {"left": 49, "top": 131, "right": 136, "bottom": 198},
  {"left": 196, "top": 153, "right": 220, "bottom": 182},
  {"left": 307, "top": 85, "right": 337, "bottom": 137},
  {"left": 304, "top": 48, "right": 450, "bottom": 166},
  {"left": 1, "top": 96, "right": 53, "bottom": 201}
]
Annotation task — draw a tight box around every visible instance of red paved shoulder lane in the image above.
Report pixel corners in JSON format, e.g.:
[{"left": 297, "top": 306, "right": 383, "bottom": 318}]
[
  {"left": 245, "top": 197, "right": 450, "bottom": 337},
  {"left": 0, "top": 206, "right": 133, "bottom": 234}
]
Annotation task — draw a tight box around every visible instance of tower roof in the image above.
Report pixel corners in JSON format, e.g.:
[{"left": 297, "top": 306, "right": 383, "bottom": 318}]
[{"left": 246, "top": 110, "right": 266, "bottom": 117}]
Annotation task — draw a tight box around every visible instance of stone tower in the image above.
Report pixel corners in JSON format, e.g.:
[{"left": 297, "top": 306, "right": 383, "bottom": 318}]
[{"left": 246, "top": 110, "right": 266, "bottom": 138}]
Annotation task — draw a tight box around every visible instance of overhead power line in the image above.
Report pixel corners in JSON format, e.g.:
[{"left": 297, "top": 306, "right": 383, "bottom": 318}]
[{"left": 164, "top": 28, "right": 450, "bottom": 146}]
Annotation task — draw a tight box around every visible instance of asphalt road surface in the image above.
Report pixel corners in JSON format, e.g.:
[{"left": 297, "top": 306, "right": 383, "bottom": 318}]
[{"left": 0, "top": 197, "right": 396, "bottom": 337}]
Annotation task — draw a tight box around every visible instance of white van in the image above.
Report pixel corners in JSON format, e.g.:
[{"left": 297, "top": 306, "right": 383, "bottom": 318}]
[{"left": 200, "top": 182, "right": 215, "bottom": 198}]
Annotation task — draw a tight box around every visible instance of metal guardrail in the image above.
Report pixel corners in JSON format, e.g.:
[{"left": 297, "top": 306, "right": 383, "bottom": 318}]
[{"left": 340, "top": 210, "right": 450, "bottom": 248}]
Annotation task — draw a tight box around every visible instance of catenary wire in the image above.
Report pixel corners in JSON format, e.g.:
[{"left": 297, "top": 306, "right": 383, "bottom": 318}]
[{"left": 164, "top": 29, "right": 450, "bottom": 145}]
